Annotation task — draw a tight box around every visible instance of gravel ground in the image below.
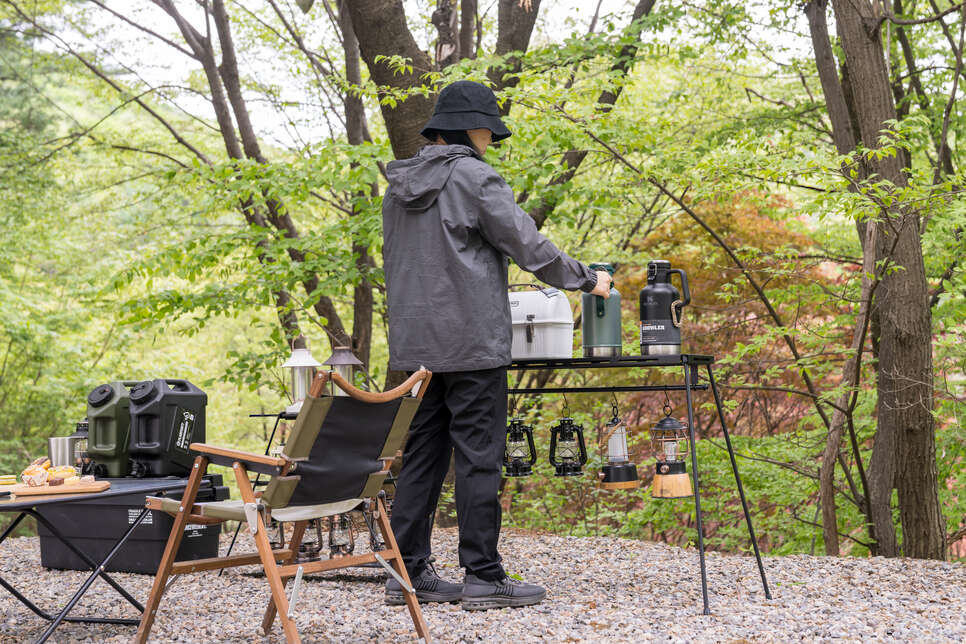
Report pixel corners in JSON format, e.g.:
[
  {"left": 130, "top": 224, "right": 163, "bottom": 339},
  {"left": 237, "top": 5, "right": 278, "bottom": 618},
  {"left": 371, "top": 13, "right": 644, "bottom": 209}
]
[{"left": 1, "top": 528, "right": 964, "bottom": 643}]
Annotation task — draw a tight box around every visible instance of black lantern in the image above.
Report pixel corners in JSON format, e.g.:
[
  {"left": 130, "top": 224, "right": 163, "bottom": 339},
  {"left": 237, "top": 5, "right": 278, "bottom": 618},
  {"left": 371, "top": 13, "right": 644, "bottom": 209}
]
[
  {"left": 295, "top": 519, "right": 326, "bottom": 563},
  {"left": 549, "top": 417, "right": 588, "bottom": 477},
  {"left": 649, "top": 408, "right": 693, "bottom": 499},
  {"left": 328, "top": 513, "right": 355, "bottom": 558},
  {"left": 503, "top": 418, "right": 537, "bottom": 477},
  {"left": 599, "top": 407, "right": 640, "bottom": 490}
]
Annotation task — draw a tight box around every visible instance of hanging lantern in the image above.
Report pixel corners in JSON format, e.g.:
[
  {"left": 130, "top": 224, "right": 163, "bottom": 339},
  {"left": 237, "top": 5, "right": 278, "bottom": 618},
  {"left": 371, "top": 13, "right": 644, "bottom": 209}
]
[
  {"left": 329, "top": 513, "right": 355, "bottom": 558},
  {"left": 599, "top": 406, "right": 640, "bottom": 490},
  {"left": 549, "top": 417, "right": 588, "bottom": 477},
  {"left": 503, "top": 418, "right": 537, "bottom": 477},
  {"left": 323, "top": 346, "right": 363, "bottom": 396},
  {"left": 649, "top": 407, "right": 693, "bottom": 499},
  {"left": 282, "top": 336, "right": 321, "bottom": 416}
]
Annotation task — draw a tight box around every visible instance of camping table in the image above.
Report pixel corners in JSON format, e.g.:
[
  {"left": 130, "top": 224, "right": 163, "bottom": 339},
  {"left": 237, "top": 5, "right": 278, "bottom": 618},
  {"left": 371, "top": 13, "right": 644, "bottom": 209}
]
[
  {"left": 508, "top": 353, "right": 772, "bottom": 614},
  {"left": 0, "top": 478, "right": 207, "bottom": 643}
]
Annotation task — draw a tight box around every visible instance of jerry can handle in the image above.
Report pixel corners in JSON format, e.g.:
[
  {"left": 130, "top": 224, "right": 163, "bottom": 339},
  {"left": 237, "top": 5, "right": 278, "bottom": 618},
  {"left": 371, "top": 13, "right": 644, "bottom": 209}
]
[{"left": 163, "top": 379, "right": 192, "bottom": 390}]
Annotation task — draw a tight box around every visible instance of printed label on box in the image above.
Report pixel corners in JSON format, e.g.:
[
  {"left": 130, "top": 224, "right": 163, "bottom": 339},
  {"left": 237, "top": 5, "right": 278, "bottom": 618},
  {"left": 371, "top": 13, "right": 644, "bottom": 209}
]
[{"left": 129, "top": 509, "right": 153, "bottom": 525}]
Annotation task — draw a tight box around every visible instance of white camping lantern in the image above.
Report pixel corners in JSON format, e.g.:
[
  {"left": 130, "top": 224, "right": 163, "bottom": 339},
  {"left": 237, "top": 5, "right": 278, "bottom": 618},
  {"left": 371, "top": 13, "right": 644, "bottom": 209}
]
[
  {"left": 282, "top": 337, "right": 321, "bottom": 416},
  {"left": 508, "top": 285, "right": 574, "bottom": 360},
  {"left": 598, "top": 406, "right": 639, "bottom": 490}
]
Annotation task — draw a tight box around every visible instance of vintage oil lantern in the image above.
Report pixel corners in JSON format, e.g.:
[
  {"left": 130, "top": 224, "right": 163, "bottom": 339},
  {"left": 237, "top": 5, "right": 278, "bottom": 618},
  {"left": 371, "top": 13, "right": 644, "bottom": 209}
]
[
  {"left": 282, "top": 337, "right": 321, "bottom": 416},
  {"left": 649, "top": 407, "right": 693, "bottom": 498},
  {"left": 599, "top": 405, "right": 640, "bottom": 490},
  {"left": 503, "top": 418, "right": 537, "bottom": 477},
  {"left": 328, "top": 513, "right": 355, "bottom": 558},
  {"left": 549, "top": 417, "right": 588, "bottom": 477}
]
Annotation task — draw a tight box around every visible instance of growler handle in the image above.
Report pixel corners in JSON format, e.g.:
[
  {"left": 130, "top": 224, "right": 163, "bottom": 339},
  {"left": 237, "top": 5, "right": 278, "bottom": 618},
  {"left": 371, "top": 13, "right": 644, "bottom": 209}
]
[
  {"left": 596, "top": 294, "right": 606, "bottom": 318},
  {"left": 669, "top": 269, "right": 691, "bottom": 307}
]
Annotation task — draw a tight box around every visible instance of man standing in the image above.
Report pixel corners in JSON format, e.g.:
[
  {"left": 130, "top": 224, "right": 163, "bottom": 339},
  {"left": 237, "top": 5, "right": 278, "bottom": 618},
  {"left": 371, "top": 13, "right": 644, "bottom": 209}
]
[{"left": 382, "top": 80, "right": 612, "bottom": 610}]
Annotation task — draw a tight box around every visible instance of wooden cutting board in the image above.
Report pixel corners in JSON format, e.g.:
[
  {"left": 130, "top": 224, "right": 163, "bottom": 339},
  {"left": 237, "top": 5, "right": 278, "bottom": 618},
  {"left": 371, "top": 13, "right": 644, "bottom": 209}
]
[{"left": 5, "top": 480, "right": 111, "bottom": 496}]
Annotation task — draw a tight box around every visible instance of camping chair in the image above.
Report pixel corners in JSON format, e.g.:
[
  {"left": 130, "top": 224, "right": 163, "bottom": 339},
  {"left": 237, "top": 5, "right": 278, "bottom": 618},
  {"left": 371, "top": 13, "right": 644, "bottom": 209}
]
[{"left": 134, "top": 368, "right": 433, "bottom": 644}]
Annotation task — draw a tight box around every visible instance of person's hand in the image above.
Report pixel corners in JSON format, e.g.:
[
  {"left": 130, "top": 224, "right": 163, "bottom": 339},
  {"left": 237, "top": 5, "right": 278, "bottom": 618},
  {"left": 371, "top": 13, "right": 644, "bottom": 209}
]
[{"left": 590, "top": 270, "right": 612, "bottom": 298}]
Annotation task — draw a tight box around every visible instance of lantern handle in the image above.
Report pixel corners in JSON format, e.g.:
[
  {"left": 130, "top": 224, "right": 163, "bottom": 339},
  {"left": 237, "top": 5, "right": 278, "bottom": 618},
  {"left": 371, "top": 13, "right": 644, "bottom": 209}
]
[
  {"left": 576, "top": 423, "right": 588, "bottom": 466},
  {"left": 599, "top": 421, "right": 621, "bottom": 447}
]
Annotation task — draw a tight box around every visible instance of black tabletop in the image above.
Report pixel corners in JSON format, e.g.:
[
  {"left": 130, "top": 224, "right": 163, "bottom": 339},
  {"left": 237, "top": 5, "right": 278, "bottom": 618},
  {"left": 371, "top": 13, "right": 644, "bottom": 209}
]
[
  {"left": 0, "top": 478, "right": 197, "bottom": 511},
  {"left": 509, "top": 353, "right": 714, "bottom": 370}
]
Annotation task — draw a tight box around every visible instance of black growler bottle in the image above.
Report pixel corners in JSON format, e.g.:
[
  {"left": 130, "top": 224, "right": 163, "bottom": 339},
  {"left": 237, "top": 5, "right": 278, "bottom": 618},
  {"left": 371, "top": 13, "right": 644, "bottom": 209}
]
[{"left": 639, "top": 260, "right": 691, "bottom": 355}]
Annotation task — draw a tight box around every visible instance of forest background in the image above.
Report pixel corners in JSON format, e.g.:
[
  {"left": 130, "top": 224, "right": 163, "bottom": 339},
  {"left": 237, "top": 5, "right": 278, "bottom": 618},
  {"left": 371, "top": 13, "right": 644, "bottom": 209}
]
[{"left": 1, "top": 0, "right": 964, "bottom": 561}]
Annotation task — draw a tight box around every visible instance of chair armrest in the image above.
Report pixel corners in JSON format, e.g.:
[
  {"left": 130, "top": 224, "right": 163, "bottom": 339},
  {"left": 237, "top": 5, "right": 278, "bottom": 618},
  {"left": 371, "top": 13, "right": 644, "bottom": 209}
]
[
  {"left": 329, "top": 368, "right": 432, "bottom": 402},
  {"left": 190, "top": 443, "right": 302, "bottom": 478},
  {"left": 190, "top": 443, "right": 287, "bottom": 472}
]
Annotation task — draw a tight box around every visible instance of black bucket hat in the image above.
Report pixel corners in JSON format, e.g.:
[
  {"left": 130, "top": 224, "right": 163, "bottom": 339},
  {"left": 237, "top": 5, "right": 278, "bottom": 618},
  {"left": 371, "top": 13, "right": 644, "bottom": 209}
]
[{"left": 420, "top": 81, "right": 512, "bottom": 142}]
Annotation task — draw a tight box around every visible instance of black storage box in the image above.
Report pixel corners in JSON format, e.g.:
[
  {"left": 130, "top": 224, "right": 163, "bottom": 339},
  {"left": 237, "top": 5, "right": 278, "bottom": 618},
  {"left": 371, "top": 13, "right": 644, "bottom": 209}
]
[{"left": 37, "top": 475, "right": 230, "bottom": 574}]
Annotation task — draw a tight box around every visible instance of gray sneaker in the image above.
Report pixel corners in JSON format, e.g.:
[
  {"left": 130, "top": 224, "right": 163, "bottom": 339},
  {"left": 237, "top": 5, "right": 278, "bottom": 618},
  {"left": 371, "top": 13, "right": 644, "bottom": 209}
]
[
  {"left": 385, "top": 563, "right": 463, "bottom": 605},
  {"left": 461, "top": 573, "right": 547, "bottom": 610}
]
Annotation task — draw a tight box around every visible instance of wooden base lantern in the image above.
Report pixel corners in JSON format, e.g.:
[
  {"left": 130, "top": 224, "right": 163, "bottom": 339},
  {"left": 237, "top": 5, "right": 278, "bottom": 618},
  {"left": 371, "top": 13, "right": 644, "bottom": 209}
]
[{"left": 649, "top": 408, "right": 693, "bottom": 499}]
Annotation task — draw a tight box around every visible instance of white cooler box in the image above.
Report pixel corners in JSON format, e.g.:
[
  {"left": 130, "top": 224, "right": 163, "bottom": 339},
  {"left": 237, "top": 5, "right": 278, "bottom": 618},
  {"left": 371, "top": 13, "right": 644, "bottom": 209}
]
[{"left": 509, "top": 285, "right": 575, "bottom": 359}]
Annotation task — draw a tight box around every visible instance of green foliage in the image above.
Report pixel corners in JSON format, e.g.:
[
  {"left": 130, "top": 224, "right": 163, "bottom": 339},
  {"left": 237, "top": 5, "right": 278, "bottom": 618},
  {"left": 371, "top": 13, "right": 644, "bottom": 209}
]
[{"left": 1, "top": 0, "right": 963, "bottom": 557}]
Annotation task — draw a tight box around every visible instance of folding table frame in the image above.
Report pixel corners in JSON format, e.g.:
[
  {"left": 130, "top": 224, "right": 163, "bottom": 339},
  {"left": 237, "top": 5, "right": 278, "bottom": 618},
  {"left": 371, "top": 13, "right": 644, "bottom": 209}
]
[
  {"left": 509, "top": 353, "right": 772, "bottom": 614},
  {"left": 0, "top": 478, "right": 203, "bottom": 643}
]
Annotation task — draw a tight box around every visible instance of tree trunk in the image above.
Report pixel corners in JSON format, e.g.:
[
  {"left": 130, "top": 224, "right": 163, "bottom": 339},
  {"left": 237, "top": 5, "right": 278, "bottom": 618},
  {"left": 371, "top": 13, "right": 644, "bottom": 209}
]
[
  {"left": 433, "top": 0, "right": 460, "bottom": 68},
  {"left": 460, "top": 0, "right": 477, "bottom": 59},
  {"left": 488, "top": 0, "right": 543, "bottom": 102},
  {"left": 339, "top": 0, "right": 376, "bottom": 368},
  {"left": 806, "top": 0, "right": 894, "bottom": 556},
  {"left": 832, "top": 0, "right": 946, "bottom": 560},
  {"left": 344, "top": 0, "right": 435, "bottom": 160}
]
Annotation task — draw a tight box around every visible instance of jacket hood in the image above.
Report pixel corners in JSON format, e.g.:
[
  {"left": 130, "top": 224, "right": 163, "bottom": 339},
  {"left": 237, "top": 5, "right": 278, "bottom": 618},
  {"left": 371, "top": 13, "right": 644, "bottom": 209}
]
[{"left": 385, "top": 144, "right": 481, "bottom": 212}]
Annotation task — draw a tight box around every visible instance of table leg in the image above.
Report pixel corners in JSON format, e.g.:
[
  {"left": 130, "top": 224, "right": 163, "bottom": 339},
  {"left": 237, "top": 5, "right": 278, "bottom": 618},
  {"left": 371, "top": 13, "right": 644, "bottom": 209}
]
[
  {"left": 0, "top": 511, "right": 139, "bottom": 627},
  {"left": 33, "top": 507, "right": 151, "bottom": 644},
  {"left": 29, "top": 510, "right": 144, "bottom": 611},
  {"left": 706, "top": 364, "right": 772, "bottom": 599},
  {"left": 684, "top": 363, "right": 711, "bottom": 615}
]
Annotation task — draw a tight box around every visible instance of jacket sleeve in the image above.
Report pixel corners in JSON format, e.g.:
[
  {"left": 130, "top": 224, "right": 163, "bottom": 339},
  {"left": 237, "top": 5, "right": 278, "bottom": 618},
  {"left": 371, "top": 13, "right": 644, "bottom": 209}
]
[{"left": 475, "top": 165, "right": 598, "bottom": 293}]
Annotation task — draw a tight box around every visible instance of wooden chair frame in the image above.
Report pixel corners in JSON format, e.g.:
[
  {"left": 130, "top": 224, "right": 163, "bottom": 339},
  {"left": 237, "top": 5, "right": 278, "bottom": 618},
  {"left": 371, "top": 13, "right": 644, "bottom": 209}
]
[{"left": 135, "top": 369, "right": 433, "bottom": 644}]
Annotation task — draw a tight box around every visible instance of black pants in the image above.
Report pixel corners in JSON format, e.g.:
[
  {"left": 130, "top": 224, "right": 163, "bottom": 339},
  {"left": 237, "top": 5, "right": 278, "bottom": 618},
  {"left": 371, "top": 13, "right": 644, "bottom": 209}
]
[{"left": 390, "top": 366, "right": 507, "bottom": 581}]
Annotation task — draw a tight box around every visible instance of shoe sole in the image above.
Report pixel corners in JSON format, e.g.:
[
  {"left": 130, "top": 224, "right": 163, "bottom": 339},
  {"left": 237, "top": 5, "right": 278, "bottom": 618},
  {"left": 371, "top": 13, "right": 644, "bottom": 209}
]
[
  {"left": 385, "top": 590, "right": 462, "bottom": 606},
  {"left": 461, "top": 590, "right": 547, "bottom": 611}
]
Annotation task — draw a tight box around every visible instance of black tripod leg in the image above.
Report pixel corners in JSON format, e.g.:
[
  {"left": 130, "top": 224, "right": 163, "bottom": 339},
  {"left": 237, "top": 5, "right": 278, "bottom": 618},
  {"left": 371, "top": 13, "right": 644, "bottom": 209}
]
[
  {"left": 684, "top": 364, "right": 710, "bottom": 615},
  {"left": 706, "top": 364, "right": 772, "bottom": 599}
]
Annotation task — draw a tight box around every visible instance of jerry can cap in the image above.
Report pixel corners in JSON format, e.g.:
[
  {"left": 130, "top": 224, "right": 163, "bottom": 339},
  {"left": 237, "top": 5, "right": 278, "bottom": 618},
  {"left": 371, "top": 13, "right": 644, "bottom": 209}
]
[
  {"left": 87, "top": 384, "right": 115, "bottom": 408},
  {"left": 130, "top": 380, "right": 156, "bottom": 404}
]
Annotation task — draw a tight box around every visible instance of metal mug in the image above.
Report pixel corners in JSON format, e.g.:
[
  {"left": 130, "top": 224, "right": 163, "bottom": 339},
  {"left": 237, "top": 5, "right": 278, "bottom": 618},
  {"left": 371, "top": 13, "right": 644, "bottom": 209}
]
[{"left": 48, "top": 436, "right": 80, "bottom": 468}]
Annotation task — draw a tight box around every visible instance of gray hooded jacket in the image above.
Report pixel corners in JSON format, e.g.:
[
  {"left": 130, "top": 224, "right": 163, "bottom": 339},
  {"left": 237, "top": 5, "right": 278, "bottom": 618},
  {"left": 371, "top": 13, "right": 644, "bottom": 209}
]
[{"left": 382, "top": 144, "right": 597, "bottom": 372}]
